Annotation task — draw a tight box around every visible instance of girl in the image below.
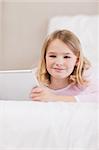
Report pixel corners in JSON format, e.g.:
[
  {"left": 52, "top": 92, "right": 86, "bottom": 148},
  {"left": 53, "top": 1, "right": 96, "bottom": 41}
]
[{"left": 30, "top": 29, "right": 98, "bottom": 102}]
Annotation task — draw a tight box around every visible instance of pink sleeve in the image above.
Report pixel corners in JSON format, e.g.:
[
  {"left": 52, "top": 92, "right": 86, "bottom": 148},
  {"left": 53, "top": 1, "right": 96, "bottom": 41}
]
[{"left": 76, "top": 66, "right": 99, "bottom": 102}]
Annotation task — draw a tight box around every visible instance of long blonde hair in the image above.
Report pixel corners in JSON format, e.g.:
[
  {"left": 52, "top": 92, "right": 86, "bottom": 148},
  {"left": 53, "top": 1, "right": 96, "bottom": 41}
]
[{"left": 37, "top": 29, "right": 91, "bottom": 87}]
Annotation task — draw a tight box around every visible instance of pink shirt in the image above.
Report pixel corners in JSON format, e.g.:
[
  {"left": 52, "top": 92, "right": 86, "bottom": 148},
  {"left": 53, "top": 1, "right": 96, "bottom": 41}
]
[{"left": 47, "top": 66, "right": 99, "bottom": 102}]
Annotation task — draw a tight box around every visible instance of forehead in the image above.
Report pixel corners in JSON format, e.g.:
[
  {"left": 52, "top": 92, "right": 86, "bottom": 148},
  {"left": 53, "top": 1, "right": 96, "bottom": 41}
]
[{"left": 47, "top": 39, "right": 74, "bottom": 55}]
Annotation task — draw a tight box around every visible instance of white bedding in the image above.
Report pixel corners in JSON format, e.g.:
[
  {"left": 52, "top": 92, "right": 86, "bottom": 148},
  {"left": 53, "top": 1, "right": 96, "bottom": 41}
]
[{"left": 0, "top": 101, "right": 98, "bottom": 150}]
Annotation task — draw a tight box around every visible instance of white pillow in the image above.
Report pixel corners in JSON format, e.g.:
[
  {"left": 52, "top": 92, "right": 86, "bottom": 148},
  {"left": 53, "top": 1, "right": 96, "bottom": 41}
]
[{"left": 48, "top": 15, "right": 99, "bottom": 66}]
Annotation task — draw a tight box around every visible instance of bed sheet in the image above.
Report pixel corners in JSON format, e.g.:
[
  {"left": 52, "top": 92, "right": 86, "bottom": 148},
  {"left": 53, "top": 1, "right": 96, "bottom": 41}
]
[{"left": 0, "top": 101, "right": 98, "bottom": 150}]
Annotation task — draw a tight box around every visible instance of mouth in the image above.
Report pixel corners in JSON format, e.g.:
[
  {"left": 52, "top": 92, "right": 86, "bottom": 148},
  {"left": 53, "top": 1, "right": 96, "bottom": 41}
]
[{"left": 53, "top": 68, "right": 65, "bottom": 71}]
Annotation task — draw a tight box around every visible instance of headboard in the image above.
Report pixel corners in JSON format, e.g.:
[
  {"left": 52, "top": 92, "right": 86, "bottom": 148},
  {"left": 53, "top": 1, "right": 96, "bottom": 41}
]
[{"left": 48, "top": 15, "right": 99, "bottom": 66}]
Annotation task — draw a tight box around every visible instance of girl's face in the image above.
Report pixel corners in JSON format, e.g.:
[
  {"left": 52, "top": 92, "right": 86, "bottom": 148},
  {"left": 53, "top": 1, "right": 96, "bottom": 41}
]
[{"left": 46, "top": 39, "right": 77, "bottom": 80}]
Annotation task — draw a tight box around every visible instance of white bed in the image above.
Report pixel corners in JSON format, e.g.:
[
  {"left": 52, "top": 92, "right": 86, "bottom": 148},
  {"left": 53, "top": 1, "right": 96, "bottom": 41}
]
[
  {"left": 0, "top": 101, "right": 98, "bottom": 150},
  {"left": 0, "top": 15, "right": 99, "bottom": 150}
]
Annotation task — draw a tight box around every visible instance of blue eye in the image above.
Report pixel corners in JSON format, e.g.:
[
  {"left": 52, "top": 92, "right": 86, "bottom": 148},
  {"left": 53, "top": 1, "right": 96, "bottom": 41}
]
[{"left": 64, "top": 56, "right": 71, "bottom": 59}]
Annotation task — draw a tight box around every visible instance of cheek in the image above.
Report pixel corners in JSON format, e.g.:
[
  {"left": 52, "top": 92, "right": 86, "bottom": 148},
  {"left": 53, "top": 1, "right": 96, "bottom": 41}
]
[
  {"left": 46, "top": 58, "right": 52, "bottom": 70},
  {"left": 66, "top": 59, "right": 76, "bottom": 69},
  {"left": 46, "top": 59, "right": 50, "bottom": 67},
  {"left": 46, "top": 56, "right": 53, "bottom": 67}
]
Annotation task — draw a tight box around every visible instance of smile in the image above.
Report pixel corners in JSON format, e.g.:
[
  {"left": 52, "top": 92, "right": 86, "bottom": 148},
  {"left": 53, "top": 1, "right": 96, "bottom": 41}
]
[{"left": 53, "top": 68, "right": 65, "bottom": 71}]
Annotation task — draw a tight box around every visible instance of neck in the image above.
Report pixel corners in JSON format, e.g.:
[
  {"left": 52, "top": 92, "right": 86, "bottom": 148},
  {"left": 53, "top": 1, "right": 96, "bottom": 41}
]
[{"left": 49, "top": 77, "right": 69, "bottom": 90}]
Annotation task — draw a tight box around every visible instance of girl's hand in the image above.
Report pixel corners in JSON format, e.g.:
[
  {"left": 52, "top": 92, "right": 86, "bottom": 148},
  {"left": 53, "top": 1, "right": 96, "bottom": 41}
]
[
  {"left": 29, "top": 87, "right": 56, "bottom": 102},
  {"left": 29, "top": 87, "right": 76, "bottom": 102}
]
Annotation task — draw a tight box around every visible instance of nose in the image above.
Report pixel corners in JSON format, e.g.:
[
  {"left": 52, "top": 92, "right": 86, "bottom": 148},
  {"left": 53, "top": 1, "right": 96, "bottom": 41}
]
[{"left": 55, "top": 57, "right": 64, "bottom": 66}]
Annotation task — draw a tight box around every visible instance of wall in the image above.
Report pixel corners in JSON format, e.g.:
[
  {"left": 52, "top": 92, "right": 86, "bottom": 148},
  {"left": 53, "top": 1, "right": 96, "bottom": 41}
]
[
  {"left": 0, "top": 1, "right": 3, "bottom": 68},
  {"left": 0, "top": 0, "right": 98, "bottom": 70}
]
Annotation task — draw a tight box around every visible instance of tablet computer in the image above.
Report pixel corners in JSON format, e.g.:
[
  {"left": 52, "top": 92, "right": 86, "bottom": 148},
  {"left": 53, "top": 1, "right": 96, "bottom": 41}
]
[{"left": 0, "top": 69, "right": 39, "bottom": 100}]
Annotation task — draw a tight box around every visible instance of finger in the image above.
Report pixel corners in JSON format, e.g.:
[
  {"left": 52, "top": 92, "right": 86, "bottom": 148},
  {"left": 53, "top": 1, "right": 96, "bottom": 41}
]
[
  {"left": 32, "top": 86, "right": 38, "bottom": 90},
  {"left": 32, "top": 87, "right": 43, "bottom": 93},
  {"left": 31, "top": 96, "right": 41, "bottom": 101},
  {"left": 29, "top": 94, "right": 40, "bottom": 101},
  {"left": 29, "top": 92, "right": 41, "bottom": 98},
  {"left": 30, "top": 94, "right": 48, "bottom": 102}
]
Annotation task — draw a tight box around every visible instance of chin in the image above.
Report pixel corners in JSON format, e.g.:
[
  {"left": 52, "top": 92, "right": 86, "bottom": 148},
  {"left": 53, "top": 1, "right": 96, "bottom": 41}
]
[
  {"left": 50, "top": 71, "right": 70, "bottom": 79},
  {"left": 53, "top": 74, "right": 68, "bottom": 79}
]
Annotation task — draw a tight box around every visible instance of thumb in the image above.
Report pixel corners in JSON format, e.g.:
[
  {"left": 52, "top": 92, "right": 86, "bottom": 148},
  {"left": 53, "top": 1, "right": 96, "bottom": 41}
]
[{"left": 32, "top": 87, "right": 43, "bottom": 93}]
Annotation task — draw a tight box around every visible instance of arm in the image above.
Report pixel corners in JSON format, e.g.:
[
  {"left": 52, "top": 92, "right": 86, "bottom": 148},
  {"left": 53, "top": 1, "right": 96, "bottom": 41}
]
[
  {"left": 30, "top": 87, "right": 76, "bottom": 102},
  {"left": 52, "top": 95, "right": 76, "bottom": 102}
]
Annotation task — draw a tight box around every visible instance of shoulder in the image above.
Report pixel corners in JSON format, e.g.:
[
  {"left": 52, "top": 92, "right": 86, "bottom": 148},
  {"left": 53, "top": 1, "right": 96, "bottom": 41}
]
[
  {"left": 75, "top": 65, "right": 99, "bottom": 102},
  {"left": 32, "top": 67, "right": 37, "bottom": 74},
  {"left": 77, "top": 64, "right": 99, "bottom": 95},
  {"left": 83, "top": 66, "right": 94, "bottom": 79},
  {"left": 83, "top": 64, "right": 99, "bottom": 83},
  {"left": 31, "top": 67, "right": 38, "bottom": 79}
]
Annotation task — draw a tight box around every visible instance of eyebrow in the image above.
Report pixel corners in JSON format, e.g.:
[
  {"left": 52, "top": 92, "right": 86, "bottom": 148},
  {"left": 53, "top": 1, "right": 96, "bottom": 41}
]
[{"left": 47, "top": 52, "right": 72, "bottom": 55}]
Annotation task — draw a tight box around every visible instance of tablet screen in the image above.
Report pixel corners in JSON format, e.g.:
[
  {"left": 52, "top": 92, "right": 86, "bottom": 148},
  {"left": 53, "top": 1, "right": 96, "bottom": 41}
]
[{"left": 0, "top": 70, "right": 39, "bottom": 100}]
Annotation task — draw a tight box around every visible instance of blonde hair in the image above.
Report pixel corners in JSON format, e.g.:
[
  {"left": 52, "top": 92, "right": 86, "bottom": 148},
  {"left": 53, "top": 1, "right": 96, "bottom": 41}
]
[{"left": 37, "top": 29, "right": 91, "bottom": 87}]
